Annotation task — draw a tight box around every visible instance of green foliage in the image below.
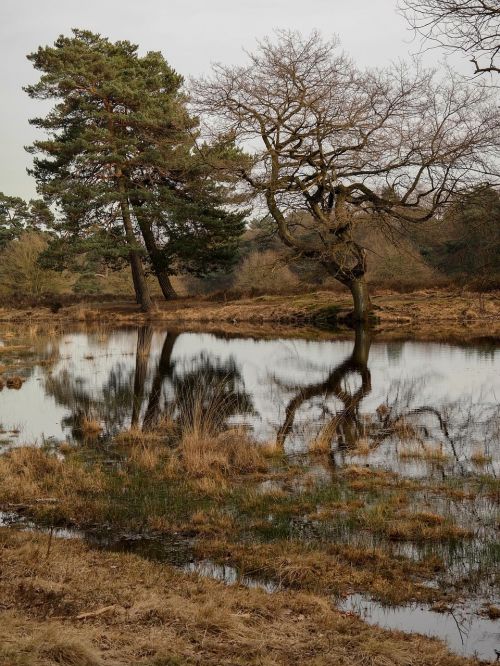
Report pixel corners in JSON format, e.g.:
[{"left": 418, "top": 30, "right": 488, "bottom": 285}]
[
  {"left": 136, "top": 189, "right": 246, "bottom": 277},
  {"left": 412, "top": 185, "right": 500, "bottom": 284},
  {"left": 0, "top": 192, "right": 53, "bottom": 251},
  {"left": 26, "top": 29, "right": 246, "bottom": 285}
]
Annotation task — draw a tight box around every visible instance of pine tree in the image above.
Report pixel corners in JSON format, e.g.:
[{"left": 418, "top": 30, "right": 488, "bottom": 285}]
[
  {"left": 26, "top": 29, "right": 245, "bottom": 309},
  {"left": 0, "top": 193, "right": 53, "bottom": 250}
]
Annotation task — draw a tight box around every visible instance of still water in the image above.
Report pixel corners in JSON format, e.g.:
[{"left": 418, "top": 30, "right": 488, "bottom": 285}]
[{"left": 1, "top": 326, "right": 499, "bottom": 475}]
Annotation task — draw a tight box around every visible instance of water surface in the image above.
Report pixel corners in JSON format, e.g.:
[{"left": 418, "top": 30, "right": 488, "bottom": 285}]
[{"left": 1, "top": 326, "right": 499, "bottom": 478}]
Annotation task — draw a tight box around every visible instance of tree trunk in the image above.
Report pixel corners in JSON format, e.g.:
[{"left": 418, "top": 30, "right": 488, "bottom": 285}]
[
  {"left": 129, "top": 259, "right": 142, "bottom": 305},
  {"left": 132, "top": 204, "right": 178, "bottom": 300},
  {"left": 118, "top": 186, "right": 154, "bottom": 313},
  {"left": 156, "top": 270, "right": 177, "bottom": 300},
  {"left": 348, "top": 278, "right": 372, "bottom": 322}
]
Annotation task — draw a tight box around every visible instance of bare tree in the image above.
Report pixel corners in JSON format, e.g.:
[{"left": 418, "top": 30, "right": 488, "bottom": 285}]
[
  {"left": 194, "top": 32, "right": 499, "bottom": 320},
  {"left": 400, "top": 0, "right": 500, "bottom": 76}
]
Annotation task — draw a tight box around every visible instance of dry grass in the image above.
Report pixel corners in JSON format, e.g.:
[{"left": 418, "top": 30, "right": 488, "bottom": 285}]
[
  {"left": 179, "top": 427, "right": 266, "bottom": 478},
  {"left": 0, "top": 529, "right": 476, "bottom": 666},
  {"left": 485, "top": 604, "right": 500, "bottom": 620},
  {"left": 0, "top": 447, "right": 105, "bottom": 523},
  {"left": 193, "top": 538, "right": 441, "bottom": 606},
  {"left": 114, "top": 424, "right": 173, "bottom": 446},
  {"left": 362, "top": 506, "right": 470, "bottom": 542},
  {"left": 0, "top": 618, "right": 105, "bottom": 666},
  {"left": 79, "top": 416, "right": 103, "bottom": 437},
  {"left": 0, "top": 344, "right": 31, "bottom": 354},
  {"left": 1, "top": 291, "right": 500, "bottom": 344},
  {"left": 470, "top": 446, "right": 492, "bottom": 465},
  {"left": 308, "top": 431, "right": 332, "bottom": 454},
  {"left": 350, "top": 437, "right": 372, "bottom": 455},
  {"left": 0, "top": 443, "right": 485, "bottom": 611}
]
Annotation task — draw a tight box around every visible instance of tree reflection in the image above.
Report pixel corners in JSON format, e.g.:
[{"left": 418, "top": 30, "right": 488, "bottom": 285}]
[
  {"left": 131, "top": 326, "right": 153, "bottom": 428},
  {"left": 276, "top": 326, "right": 372, "bottom": 450},
  {"left": 142, "top": 331, "right": 178, "bottom": 430},
  {"left": 44, "top": 327, "right": 253, "bottom": 441},
  {"left": 40, "top": 326, "right": 499, "bottom": 474},
  {"left": 171, "top": 353, "right": 254, "bottom": 434}
]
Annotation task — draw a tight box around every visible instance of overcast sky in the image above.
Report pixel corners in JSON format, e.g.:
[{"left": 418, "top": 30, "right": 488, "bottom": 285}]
[{"left": 1, "top": 0, "right": 464, "bottom": 200}]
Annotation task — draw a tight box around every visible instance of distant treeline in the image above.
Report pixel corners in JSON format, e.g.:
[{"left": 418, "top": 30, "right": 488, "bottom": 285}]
[{"left": 1, "top": 182, "right": 499, "bottom": 304}]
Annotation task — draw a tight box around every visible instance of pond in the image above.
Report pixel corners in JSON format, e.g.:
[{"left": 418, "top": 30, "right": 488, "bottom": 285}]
[
  {"left": 1, "top": 326, "right": 499, "bottom": 475},
  {"left": 0, "top": 324, "right": 499, "bottom": 660}
]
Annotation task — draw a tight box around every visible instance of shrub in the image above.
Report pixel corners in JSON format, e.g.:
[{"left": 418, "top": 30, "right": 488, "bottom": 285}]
[
  {"left": 233, "top": 250, "right": 300, "bottom": 295},
  {"left": 0, "top": 232, "right": 69, "bottom": 298}
]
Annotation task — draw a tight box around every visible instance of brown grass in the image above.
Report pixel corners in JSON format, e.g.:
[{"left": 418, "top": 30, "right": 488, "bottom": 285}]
[
  {"left": 0, "top": 443, "right": 486, "bottom": 612},
  {"left": 192, "top": 538, "right": 442, "bottom": 605},
  {"left": 79, "top": 417, "right": 103, "bottom": 437},
  {"left": 0, "top": 447, "right": 105, "bottom": 523},
  {"left": 470, "top": 446, "right": 492, "bottom": 465},
  {"left": 362, "top": 505, "right": 471, "bottom": 542},
  {"left": 485, "top": 605, "right": 500, "bottom": 620},
  {"left": 6, "top": 375, "right": 24, "bottom": 390},
  {"left": 1, "top": 291, "right": 500, "bottom": 342},
  {"left": 308, "top": 434, "right": 331, "bottom": 455},
  {"left": 398, "top": 442, "right": 448, "bottom": 461},
  {"left": 0, "top": 529, "right": 476, "bottom": 666},
  {"left": 179, "top": 427, "right": 266, "bottom": 478}
]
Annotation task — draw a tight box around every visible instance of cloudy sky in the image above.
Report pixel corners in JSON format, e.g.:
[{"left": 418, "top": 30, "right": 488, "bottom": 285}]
[{"left": 1, "top": 0, "right": 464, "bottom": 200}]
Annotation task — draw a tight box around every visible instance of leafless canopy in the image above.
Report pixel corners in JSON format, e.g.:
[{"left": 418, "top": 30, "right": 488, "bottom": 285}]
[
  {"left": 400, "top": 0, "right": 500, "bottom": 75},
  {"left": 193, "top": 32, "right": 499, "bottom": 314}
]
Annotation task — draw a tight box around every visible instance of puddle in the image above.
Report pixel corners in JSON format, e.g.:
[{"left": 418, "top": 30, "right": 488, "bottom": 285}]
[
  {"left": 339, "top": 594, "right": 500, "bottom": 662},
  {"left": 1, "top": 509, "right": 277, "bottom": 592},
  {"left": 1, "top": 325, "right": 499, "bottom": 660},
  {"left": 183, "top": 560, "right": 278, "bottom": 593}
]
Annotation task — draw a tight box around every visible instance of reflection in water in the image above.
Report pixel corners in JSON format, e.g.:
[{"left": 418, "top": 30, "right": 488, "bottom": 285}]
[
  {"left": 276, "top": 326, "right": 372, "bottom": 450},
  {"left": 339, "top": 594, "right": 500, "bottom": 662},
  {"left": 42, "top": 328, "right": 254, "bottom": 439},
  {"left": 1, "top": 326, "right": 498, "bottom": 660},
  {"left": 143, "top": 331, "right": 177, "bottom": 430},
  {"left": 131, "top": 326, "right": 153, "bottom": 428},
  {"left": 0, "top": 326, "right": 499, "bottom": 477}
]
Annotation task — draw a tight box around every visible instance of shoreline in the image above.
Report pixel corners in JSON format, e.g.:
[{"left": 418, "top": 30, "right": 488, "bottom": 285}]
[{"left": 0, "top": 290, "right": 499, "bottom": 344}]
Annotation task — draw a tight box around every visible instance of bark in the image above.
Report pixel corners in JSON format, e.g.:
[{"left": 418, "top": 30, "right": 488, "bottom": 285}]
[
  {"left": 129, "top": 260, "right": 142, "bottom": 305},
  {"left": 118, "top": 183, "right": 154, "bottom": 313},
  {"left": 347, "top": 278, "right": 372, "bottom": 322},
  {"left": 132, "top": 204, "right": 178, "bottom": 300}
]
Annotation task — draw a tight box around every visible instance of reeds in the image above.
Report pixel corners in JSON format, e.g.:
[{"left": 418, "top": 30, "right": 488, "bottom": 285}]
[
  {"left": 79, "top": 416, "right": 103, "bottom": 437},
  {"left": 0, "top": 446, "right": 105, "bottom": 523},
  {"left": 174, "top": 376, "right": 266, "bottom": 477}
]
